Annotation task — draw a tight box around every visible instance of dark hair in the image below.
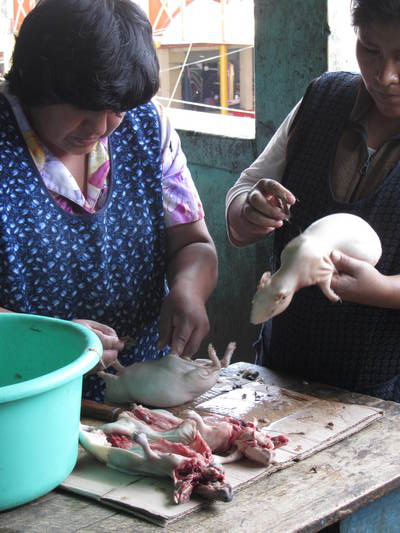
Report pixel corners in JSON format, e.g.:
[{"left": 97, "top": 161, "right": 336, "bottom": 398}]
[
  {"left": 5, "top": 0, "right": 160, "bottom": 111},
  {"left": 351, "top": 0, "right": 400, "bottom": 27}
]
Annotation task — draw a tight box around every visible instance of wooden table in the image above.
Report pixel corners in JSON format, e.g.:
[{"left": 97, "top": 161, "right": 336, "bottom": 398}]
[{"left": 1, "top": 362, "right": 400, "bottom": 533}]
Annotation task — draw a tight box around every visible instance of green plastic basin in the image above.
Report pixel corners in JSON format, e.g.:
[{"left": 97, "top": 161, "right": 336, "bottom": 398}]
[{"left": 0, "top": 313, "right": 102, "bottom": 511}]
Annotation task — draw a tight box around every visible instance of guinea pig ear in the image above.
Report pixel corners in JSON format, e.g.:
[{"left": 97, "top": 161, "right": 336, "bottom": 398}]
[{"left": 258, "top": 271, "right": 272, "bottom": 288}]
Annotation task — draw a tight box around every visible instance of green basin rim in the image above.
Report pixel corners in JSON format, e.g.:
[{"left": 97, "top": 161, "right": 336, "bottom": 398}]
[{"left": 0, "top": 315, "right": 102, "bottom": 404}]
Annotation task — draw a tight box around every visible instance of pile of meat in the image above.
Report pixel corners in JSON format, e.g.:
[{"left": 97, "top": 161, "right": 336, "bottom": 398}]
[{"left": 80, "top": 404, "right": 288, "bottom": 504}]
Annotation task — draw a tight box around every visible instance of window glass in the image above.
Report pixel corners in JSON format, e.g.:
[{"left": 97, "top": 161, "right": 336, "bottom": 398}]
[
  {"left": 0, "top": 0, "right": 39, "bottom": 75},
  {"left": 328, "top": 0, "right": 359, "bottom": 73},
  {"left": 150, "top": 0, "right": 255, "bottom": 138}
]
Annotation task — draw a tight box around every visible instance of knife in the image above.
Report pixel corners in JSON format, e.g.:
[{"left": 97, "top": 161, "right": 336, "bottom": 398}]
[{"left": 81, "top": 399, "right": 125, "bottom": 422}]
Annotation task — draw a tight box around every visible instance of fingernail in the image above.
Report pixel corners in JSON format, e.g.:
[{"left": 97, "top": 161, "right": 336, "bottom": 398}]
[{"left": 331, "top": 250, "right": 340, "bottom": 261}]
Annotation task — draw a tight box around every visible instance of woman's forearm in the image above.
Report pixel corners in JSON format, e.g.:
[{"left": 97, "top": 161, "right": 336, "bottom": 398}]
[
  {"left": 167, "top": 240, "right": 218, "bottom": 301},
  {"left": 160, "top": 222, "right": 218, "bottom": 356},
  {"left": 376, "top": 274, "right": 400, "bottom": 309}
]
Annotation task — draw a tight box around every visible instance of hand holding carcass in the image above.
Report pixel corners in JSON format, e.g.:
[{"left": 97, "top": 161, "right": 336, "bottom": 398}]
[{"left": 330, "top": 250, "right": 391, "bottom": 307}]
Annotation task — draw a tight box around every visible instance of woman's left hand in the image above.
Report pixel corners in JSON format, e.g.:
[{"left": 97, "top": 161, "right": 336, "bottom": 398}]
[
  {"left": 157, "top": 287, "right": 210, "bottom": 358},
  {"left": 330, "top": 250, "right": 388, "bottom": 306}
]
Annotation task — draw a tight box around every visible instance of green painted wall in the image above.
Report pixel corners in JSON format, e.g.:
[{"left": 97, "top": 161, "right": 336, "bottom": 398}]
[
  {"left": 178, "top": 0, "right": 329, "bottom": 363},
  {"left": 254, "top": 0, "right": 329, "bottom": 151}
]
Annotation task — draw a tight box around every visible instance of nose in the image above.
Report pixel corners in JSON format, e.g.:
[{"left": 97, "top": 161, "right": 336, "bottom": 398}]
[
  {"left": 84, "top": 111, "right": 108, "bottom": 136},
  {"left": 376, "top": 58, "right": 400, "bottom": 86}
]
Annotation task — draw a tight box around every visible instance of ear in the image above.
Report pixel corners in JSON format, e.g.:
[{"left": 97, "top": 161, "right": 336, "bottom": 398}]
[{"left": 258, "top": 271, "right": 272, "bottom": 288}]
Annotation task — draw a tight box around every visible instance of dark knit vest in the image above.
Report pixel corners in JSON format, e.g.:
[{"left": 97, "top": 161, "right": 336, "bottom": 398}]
[
  {"left": 263, "top": 72, "right": 400, "bottom": 398},
  {"left": 0, "top": 95, "right": 167, "bottom": 401}
]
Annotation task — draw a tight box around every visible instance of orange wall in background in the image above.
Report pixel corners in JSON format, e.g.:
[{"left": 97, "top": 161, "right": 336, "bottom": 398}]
[
  {"left": 149, "top": 0, "right": 193, "bottom": 31},
  {"left": 12, "top": 0, "right": 36, "bottom": 31}
]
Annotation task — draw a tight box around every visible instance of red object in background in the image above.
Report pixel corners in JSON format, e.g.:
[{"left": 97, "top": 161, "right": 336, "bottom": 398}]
[
  {"left": 12, "top": 0, "right": 36, "bottom": 30},
  {"left": 229, "top": 109, "right": 255, "bottom": 118}
]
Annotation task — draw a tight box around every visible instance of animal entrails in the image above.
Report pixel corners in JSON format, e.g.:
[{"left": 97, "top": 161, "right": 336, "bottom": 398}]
[{"left": 250, "top": 213, "right": 382, "bottom": 324}]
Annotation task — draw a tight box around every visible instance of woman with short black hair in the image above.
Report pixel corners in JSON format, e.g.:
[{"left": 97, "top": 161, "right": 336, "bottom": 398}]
[
  {"left": 226, "top": 0, "right": 400, "bottom": 401},
  {"left": 6, "top": 0, "right": 159, "bottom": 110},
  {"left": 0, "top": 0, "right": 218, "bottom": 402}
]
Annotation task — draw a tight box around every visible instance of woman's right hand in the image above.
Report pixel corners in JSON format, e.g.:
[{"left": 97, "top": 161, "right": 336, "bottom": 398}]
[
  {"left": 227, "top": 178, "right": 296, "bottom": 246},
  {"left": 73, "top": 319, "right": 125, "bottom": 372}
]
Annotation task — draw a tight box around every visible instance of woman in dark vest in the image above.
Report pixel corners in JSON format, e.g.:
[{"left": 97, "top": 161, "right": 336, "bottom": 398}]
[
  {"left": 0, "top": 0, "right": 218, "bottom": 402},
  {"left": 226, "top": 0, "right": 400, "bottom": 401}
]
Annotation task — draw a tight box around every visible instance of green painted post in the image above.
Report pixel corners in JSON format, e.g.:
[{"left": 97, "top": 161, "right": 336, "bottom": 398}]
[{"left": 255, "top": 0, "right": 329, "bottom": 152}]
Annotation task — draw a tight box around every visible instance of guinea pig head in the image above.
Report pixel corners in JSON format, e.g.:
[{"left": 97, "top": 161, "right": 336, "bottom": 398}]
[{"left": 250, "top": 271, "right": 293, "bottom": 324}]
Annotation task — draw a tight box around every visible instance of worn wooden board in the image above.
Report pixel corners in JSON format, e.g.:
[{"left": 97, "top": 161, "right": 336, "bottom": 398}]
[
  {"left": 197, "top": 382, "right": 382, "bottom": 462},
  {"left": 61, "top": 378, "right": 383, "bottom": 527}
]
